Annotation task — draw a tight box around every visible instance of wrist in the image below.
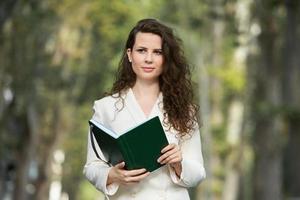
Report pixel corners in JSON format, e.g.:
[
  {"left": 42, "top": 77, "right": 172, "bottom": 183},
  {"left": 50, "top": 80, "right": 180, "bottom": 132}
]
[
  {"left": 170, "top": 162, "right": 182, "bottom": 177},
  {"left": 107, "top": 168, "right": 116, "bottom": 186},
  {"left": 170, "top": 162, "right": 181, "bottom": 169}
]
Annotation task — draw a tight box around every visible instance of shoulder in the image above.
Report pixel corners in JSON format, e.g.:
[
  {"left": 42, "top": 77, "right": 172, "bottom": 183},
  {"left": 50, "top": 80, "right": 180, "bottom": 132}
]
[
  {"left": 93, "top": 90, "right": 128, "bottom": 111},
  {"left": 92, "top": 91, "right": 129, "bottom": 123},
  {"left": 93, "top": 94, "right": 118, "bottom": 110},
  {"left": 94, "top": 95, "right": 115, "bottom": 107}
]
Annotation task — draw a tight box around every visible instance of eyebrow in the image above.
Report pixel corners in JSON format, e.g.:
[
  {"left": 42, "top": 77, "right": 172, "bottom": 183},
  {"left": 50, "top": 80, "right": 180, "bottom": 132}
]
[{"left": 136, "top": 46, "right": 162, "bottom": 51}]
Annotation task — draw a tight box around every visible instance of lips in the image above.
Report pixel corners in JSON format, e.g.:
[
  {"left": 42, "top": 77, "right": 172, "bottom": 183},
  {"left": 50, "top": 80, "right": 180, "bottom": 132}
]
[{"left": 141, "top": 67, "right": 155, "bottom": 72}]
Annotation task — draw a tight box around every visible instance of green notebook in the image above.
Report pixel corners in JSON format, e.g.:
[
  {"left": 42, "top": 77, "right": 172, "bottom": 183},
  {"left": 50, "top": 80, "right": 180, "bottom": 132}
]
[{"left": 89, "top": 116, "right": 169, "bottom": 172}]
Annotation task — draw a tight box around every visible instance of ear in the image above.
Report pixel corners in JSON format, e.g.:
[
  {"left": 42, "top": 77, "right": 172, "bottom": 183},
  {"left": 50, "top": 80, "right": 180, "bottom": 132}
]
[{"left": 127, "top": 48, "right": 132, "bottom": 62}]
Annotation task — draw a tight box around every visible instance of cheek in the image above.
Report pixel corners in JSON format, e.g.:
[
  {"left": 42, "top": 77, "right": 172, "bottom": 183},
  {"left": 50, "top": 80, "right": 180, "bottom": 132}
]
[
  {"left": 157, "top": 64, "right": 164, "bottom": 76},
  {"left": 157, "top": 58, "right": 164, "bottom": 69},
  {"left": 130, "top": 58, "right": 140, "bottom": 71},
  {"left": 132, "top": 53, "right": 143, "bottom": 63},
  {"left": 131, "top": 64, "right": 139, "bottom": 74}
]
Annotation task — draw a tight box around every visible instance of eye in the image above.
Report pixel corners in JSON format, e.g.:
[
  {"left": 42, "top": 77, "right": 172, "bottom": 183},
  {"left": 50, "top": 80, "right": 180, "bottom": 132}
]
[
  {"left": 136, "top": 48, "right": 147, "bottom": 53},
  {"left": 154, "top": 50, "right": 162, "bottom": 55}
]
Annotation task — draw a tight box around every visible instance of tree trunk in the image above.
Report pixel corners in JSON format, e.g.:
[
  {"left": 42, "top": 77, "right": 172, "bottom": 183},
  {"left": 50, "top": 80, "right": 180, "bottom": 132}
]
[
  {"left": 196, "top": 51, "right": 213, "bottom": 200},
  {"left": 222, "top": 100, "right": 244, "bottom": 200},
  {"left": 250, "top": 2, "right": 284, "bottom": 199},
  {"left": 35, "top": 107, "right": 61, "bottom": 200},
  {"left": 222, "top": 1, "right": 251, "bottom": 199},
  {"left": 0, "top": 0, "right": 18, "bottom": 32},
  {"left": 13, "top": 114, "right": 31, "bottom": 200},
  {"left": 210, "top": 0, "right": 225, "bottom": 127},
  {"left": 282, "top": 0, "right": 300, "bottom": 198}
]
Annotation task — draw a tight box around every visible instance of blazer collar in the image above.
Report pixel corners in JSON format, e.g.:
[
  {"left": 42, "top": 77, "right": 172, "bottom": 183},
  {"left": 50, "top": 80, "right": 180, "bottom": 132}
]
[{"left": 124, "top": 88, "right": 163, "bottom": 124}]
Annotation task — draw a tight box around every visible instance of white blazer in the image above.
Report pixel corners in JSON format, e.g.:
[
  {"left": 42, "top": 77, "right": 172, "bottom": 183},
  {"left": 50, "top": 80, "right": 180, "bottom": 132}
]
[{"left": 83, "top": 88, "right": 206, "bottom": 200}]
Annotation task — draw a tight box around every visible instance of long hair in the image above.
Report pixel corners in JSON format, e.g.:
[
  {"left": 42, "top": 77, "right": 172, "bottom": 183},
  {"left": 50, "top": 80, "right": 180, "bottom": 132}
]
[{"left": 110, "top": 18, "right": 199, "bottom": 137}]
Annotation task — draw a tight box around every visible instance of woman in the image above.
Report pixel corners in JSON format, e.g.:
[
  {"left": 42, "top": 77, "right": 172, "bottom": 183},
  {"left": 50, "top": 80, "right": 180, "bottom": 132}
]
[{"left": 83, "top": 18, "right": 205, "bottom": 200}]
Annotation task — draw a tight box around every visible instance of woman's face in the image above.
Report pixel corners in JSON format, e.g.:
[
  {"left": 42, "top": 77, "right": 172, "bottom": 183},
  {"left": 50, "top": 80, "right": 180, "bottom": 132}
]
[{"left": 127, "top": 32, "right": 164, "bottom": 83}]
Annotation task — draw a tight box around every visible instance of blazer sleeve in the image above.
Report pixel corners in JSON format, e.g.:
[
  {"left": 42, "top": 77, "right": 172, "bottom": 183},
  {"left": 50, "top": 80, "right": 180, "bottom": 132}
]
[
  {"left": 168, "top": 124, "right": 206, "bottom": 187},
  {"left": 83, "top": 101, "right": 119, "bottom": 196}
]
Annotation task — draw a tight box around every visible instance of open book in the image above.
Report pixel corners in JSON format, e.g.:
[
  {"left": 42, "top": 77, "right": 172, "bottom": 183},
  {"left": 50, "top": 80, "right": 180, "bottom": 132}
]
[{"left": 89, "top": 116, "right": 169, "bottom": 172}]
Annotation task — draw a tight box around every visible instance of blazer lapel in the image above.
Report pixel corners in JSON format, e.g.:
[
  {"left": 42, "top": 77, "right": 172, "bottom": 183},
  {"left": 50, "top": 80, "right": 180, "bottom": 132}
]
[
  {"left": 148, "top": 92, "right": 164, "bottom": 120},
  {"left": 124, "top": 88, "right": 164, "bottom": 125},
  {"left": 124, "top": 88, "right": 147, "bottom": 124}
]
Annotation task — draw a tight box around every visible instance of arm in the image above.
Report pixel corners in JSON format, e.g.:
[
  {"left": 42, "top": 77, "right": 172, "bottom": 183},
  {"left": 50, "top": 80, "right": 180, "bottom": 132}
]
[
  {"left": 83, "top": 101, "right": 150, "bottom": 194},
  {"left": 83, "top": 130, "right": 120, "bottom": 195},
  {"left": 83, "top": 101, "right": 119, "bottom": 195},
  {"left": 159, "top": 125, "right": 206, "bottom": 187}
]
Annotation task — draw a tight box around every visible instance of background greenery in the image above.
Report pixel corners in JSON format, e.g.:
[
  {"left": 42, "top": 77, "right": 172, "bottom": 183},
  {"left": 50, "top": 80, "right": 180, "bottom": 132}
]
[{"left": 1, "top": 0, "right": 299, "bottom": 200}]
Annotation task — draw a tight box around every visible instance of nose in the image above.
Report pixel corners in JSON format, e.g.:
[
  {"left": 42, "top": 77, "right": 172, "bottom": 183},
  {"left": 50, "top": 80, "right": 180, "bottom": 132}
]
[{"left": 145, "top": 52, "right": 153, "bottom": 63}]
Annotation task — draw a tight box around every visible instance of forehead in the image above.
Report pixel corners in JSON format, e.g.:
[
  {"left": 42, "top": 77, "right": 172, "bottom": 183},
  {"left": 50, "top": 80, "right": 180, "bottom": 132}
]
[{"left": 134, "top": 32, "right": 162, "bottom": 49}]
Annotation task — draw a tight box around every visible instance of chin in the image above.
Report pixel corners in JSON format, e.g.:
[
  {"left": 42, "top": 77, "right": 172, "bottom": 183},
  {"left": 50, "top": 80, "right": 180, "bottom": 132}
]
[{"left": 138, "top": 75, "right": 160, "bottom": 82}]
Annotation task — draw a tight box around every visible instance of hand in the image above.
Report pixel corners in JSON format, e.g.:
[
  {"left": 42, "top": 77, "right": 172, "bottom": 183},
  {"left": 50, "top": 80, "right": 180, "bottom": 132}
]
[
  {"left": 157, "top": 143, "right": 182, "bottom": 177},
  {"left": 107, "top": 162, "right": 150, "bottom": 186}
]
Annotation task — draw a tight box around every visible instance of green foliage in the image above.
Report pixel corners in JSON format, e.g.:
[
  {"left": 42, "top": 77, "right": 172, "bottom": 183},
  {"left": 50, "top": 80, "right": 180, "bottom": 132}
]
[
  {"left": 77, "top": 180, "right": 104, "bottom": 200},
  {"left": 209, "top": 65, "right": 245, "bottom": 95},
  {"left": 61, "top": 103, "right": 91, "bottom": 199}
]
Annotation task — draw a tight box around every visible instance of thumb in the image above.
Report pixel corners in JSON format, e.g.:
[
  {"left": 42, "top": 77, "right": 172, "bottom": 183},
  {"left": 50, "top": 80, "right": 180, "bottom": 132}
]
[{"left": 115, "top": 161, "right": 125, "bottom": 169}]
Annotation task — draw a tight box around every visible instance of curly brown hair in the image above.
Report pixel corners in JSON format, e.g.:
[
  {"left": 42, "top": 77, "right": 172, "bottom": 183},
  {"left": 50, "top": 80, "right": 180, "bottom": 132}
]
[{"left": 110, "top": 18, "right": 199, "bottom": 137}]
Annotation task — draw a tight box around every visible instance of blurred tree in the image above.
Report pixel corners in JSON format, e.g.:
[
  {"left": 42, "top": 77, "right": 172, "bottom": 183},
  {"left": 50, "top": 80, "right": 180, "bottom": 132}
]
[
  {"left": 0, "top": 0, "right": 18, "bottom": 30},
  {"left": 0, "top": 0, "right": 73, "bottom": 199},
  {"left": 0, "top": 0, "right": 19, "bottom": 199},
  {"left": 2, "top": 0, "right": 299, "bottom": 200},
  {"left": 248, "top": 1, "right": 285, "bottom": 199},
  {"left": 282, "top": 0, "right": 300, "bottom": 198}
]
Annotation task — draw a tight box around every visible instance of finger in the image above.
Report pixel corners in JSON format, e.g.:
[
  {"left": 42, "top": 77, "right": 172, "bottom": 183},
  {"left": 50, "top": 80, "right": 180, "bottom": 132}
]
[
  {"left": 132, "top": 171, "right": 150, "bottom": 181},
  {"left": 161, "top": 143, "right": 176, "bottom": 153},
  {"left": 124, "top": 172, "right": 150, "bottom": 184},
  {"left": 115, "top": 161, "right": 125, "bottom": 169},
  {"left": 161, "top": 144, "right": 175, "bottom": 153},
  {"left": 124, "top": 168, "right": 147, "bottom": 177},
  {"left": 158, "top": 152, "right": 175, "bottom": 163},
  {"left": 160, "top": 153, "right": 179, "bottom": 164},
  {"left": 157, "top": 148, "right": 178, "bottom": 163},
  {"left": 162, "top": 156, "right": 182, "bottom": 164},
  {"left": 160, "top": 146, "right": 179, "bottom": 159}
]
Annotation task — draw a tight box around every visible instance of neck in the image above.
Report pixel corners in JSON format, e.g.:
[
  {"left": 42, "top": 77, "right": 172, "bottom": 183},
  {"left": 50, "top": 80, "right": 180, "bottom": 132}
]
[{"left": 132, "top": 79, "right": 160, "bottom": 98}]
